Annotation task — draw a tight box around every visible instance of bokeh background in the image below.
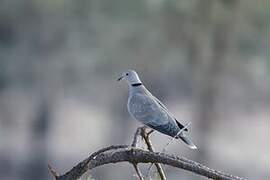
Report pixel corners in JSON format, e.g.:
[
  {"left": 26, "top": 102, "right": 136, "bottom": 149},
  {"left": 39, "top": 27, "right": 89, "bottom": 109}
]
[{"left": 1, "top": 0, "right": 270, "bottom": 179}]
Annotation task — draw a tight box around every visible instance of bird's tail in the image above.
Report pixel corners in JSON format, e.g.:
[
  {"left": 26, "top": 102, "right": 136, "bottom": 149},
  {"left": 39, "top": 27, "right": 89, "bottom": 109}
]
[{"left": 179, "top": 134, "right": 197, "bottom": 150}]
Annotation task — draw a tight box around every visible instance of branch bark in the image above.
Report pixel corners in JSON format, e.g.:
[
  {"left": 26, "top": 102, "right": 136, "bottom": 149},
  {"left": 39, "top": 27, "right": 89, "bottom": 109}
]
[
  {"left": 48, "top": 127, "right": 246, "bottom": 180},
  {"left": 49, "top": 146, "right": 245, "bottom": 180}
]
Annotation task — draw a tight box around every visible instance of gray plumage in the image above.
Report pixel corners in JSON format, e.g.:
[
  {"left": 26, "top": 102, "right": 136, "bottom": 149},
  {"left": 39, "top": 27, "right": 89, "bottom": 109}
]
[{"left": 118, "top": 70, "right": 197, "bottom": 149}]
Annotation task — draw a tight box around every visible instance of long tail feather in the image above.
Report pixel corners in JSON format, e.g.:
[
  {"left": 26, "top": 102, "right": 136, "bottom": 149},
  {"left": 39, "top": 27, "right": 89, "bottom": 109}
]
[{"left": 179, "top": 135, "right": 197, "bottom": 149}]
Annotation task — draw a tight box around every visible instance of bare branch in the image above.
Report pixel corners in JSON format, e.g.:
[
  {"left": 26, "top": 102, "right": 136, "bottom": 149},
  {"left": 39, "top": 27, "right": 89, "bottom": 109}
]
[
  {"left": 131, "top": 127, "right": 142, "bottom": 147},
  {"left": 49, "top": 146, "right": 246, "bottom": 180},
  {"left": 49, "top": 127, "right": 246, "bottom": 180},
  {"left": 133, "top": 163, "right": 144, "bottom": 180},
  {"left": 140, "top": 127, "right": 166, "bottom": 180}
]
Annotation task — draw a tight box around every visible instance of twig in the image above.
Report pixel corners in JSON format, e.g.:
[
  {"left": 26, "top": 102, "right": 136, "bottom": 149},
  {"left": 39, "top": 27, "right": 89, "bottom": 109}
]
[
  {"left": 133, "top": 163, "right": 144, "bottom": 180},
  {"left": 140, "top": 127, "right": 167, "bottom": 180},
  {"left": 132, "top": 128, "right": 142, "bottom": 147},
  {"left": 132, "top": 126, "right": 164, "bottom": 179},
  {"left": 131, "top": 128, "right": 145, "bottom": 179}
]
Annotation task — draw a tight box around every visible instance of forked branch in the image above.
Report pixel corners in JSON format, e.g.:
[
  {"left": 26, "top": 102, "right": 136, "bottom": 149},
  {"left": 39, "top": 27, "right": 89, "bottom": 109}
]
[{"left": 48, "top": 127, "right": 246, "bottom": 180}]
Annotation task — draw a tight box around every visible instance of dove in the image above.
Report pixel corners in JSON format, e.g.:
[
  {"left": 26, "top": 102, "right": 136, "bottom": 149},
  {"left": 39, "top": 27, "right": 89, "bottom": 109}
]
[{"left": 118, "top": 69, "right": 197, "bottom": 149}]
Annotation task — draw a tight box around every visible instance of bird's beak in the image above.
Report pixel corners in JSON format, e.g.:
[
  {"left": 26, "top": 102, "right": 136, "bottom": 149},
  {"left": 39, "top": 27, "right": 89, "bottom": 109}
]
[{"left": 117, "top": 76, "right": 123, "bottom": 81}]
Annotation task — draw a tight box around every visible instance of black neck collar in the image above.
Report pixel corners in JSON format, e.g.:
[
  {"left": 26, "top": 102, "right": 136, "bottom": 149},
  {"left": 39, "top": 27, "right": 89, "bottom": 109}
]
[{"left": 131, "top": 83, "right": 142, "bottom": 87}]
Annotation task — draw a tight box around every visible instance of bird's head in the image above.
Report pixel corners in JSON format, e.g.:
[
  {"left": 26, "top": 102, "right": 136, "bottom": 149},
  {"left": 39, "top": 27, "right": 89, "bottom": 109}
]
[{"left": 117, "top": 69, "right": 142, "bottom": 85}]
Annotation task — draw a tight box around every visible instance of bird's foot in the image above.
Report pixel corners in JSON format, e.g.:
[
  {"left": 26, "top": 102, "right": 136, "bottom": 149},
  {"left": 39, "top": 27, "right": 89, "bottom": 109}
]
[
  {"left": 146, "top": 129, "right": 154, "bottom": 137},
  {"left": 140, "top": 126, "right": 155, "bottom": 138}
]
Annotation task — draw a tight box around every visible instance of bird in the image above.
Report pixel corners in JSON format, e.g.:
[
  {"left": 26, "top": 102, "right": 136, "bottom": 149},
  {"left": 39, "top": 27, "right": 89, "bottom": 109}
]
[{"left": 118, "top": 69, "right": 197, "bottom": 149}]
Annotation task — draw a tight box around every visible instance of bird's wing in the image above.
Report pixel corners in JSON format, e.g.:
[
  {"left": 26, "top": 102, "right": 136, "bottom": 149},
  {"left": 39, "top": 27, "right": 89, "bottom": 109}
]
[
  {"left": 151, "top": 94, "right": 188, "bottom": 131},
  {"left": 151, "top": 95, "right": 169, "bottom": 111},
  {"left": 128, "top": 93, "right": 170, "bottom": 127}
]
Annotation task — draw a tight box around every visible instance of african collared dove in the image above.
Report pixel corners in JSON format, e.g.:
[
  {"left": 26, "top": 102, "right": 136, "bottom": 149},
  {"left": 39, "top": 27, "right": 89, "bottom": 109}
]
[{"left": 118, "top": 70, "right": 197, "bottom": 149}]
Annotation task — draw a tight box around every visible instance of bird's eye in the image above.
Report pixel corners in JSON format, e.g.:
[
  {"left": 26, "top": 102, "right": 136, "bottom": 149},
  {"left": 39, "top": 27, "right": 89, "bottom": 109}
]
[{"left": 126, "top": 73, "right": 129, "bottom": 76}]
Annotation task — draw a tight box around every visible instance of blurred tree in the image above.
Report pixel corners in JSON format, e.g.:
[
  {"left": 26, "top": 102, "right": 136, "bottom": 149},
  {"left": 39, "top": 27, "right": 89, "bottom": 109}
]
[
  {"left": 188, "top": 0, "right": 241, "bottom": 163},
  {"left": 21, "top": 100, "right": 50, "bottom": 180}
]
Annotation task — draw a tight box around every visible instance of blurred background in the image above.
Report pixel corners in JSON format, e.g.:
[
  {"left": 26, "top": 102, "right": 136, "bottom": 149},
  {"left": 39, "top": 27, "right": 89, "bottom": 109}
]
[{"left": 0, "top": 0, "right": 270, "bottom": 179}]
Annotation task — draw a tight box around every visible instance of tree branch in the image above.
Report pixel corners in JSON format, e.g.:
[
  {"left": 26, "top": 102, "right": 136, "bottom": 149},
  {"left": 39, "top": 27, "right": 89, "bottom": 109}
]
[
  {"left": 49, "top": 146, "right": 246, "bottom": 180},
  {"left": 131, "top": 127, "right": 142, "bottom": 147},
  {"left": 49, "top": 127, "right": 246, "bottom": 180},
  {"left": 48, "top": 145, "right": 129, "bottom": 180},
  {"left": 140, "top": 127, "right": 166, "bottom": 180},
  {"left": 132, "top": 163, "right": 144, "bottom": 180}
]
